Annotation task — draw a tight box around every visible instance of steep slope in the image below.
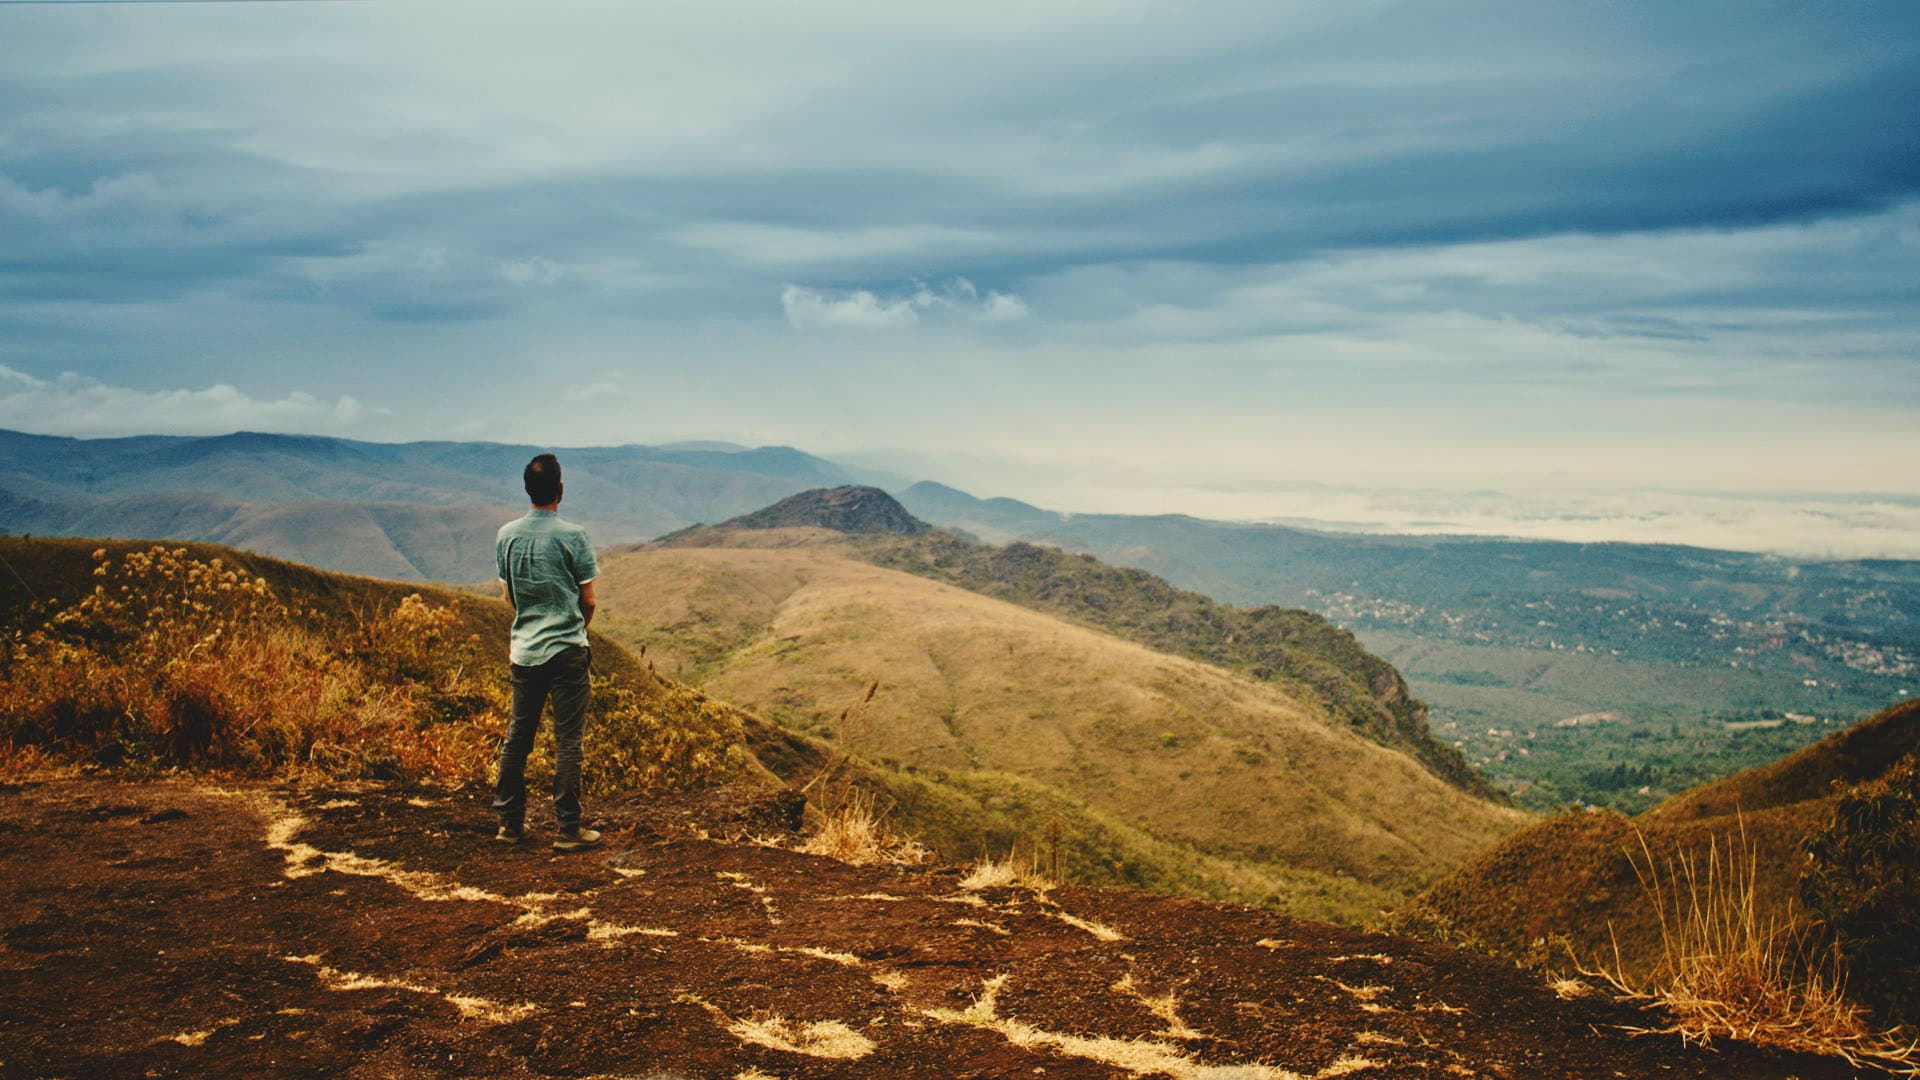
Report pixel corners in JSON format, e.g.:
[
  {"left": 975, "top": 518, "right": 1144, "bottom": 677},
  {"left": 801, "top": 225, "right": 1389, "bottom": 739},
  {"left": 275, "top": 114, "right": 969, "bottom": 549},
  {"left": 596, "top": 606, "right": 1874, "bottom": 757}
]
[
  {"left": 1401, "top": 698, "right": 1920, "bottom": 976},
  {"left": 897, "top": 481, "right": 1920, "bottom": 814},
  {"left": 860, "top": 530, "right": 1493, "bottom": 799},
  {"left": 592, "top": 535, "right": 1526, "bottom": 922}
]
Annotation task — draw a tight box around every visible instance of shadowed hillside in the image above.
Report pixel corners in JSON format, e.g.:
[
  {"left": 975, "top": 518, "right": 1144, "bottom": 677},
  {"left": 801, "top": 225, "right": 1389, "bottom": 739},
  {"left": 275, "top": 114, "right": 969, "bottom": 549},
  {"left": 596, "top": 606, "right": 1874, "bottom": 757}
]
[
  {"left": 664, "top": 485, "right": 932, "bottom": 540},
  {"left": 1400, "top": 698, "right": 1920, "bottom": 980}
]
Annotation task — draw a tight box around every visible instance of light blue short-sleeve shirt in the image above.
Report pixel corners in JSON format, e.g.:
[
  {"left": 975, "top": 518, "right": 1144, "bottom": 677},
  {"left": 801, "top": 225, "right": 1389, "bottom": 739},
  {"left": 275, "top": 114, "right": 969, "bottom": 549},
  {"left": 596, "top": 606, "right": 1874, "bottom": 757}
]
[{"left": 496, "top": 509, "right": 599, "bottom": 666}]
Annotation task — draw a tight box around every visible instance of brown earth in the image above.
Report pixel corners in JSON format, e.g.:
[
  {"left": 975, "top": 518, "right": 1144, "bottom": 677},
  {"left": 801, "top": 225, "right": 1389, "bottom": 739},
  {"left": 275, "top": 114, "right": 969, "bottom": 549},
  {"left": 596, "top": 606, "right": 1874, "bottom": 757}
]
[{"left": 0, "top": 778, "right": 1857, "bottom": 1079}]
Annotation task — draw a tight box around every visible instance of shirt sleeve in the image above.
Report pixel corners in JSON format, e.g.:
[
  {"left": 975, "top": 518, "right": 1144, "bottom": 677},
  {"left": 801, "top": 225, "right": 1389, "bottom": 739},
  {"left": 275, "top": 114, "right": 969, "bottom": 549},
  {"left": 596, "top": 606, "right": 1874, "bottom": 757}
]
[
  {"left": 495, "top": 535, "right": 511, "bottom": 584},
  {"left": 571, "top": 530, "right": 599, "bottom": 585}
]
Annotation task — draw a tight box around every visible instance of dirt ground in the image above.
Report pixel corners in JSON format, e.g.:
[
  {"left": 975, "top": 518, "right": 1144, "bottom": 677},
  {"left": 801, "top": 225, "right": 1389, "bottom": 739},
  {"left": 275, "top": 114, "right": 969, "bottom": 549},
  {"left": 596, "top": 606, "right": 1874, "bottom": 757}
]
[{"left": 0, "top": 778, "right": 1863, "bottom": 1079}]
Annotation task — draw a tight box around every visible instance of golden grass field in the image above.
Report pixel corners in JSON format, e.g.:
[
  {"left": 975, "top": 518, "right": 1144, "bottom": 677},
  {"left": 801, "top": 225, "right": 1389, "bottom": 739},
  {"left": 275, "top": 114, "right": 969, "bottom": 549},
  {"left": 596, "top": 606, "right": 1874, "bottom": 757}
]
[{"left": 592, "top": 532, "right": 1528, "bottom": 922}]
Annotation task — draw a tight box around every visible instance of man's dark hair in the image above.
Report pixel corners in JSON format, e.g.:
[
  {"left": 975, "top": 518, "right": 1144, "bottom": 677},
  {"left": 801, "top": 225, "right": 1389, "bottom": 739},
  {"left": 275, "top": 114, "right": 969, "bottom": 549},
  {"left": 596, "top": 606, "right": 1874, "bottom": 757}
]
[{"left": 524, "top": 453, "right": 562, "bottom": 506}]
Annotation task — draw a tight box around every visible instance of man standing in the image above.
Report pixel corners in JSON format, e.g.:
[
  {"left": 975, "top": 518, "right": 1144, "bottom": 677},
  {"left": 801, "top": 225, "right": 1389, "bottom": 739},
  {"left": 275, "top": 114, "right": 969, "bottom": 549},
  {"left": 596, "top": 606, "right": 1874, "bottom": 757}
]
[{"left": 494, "top": 453, "right": 602, "bottom": 852}]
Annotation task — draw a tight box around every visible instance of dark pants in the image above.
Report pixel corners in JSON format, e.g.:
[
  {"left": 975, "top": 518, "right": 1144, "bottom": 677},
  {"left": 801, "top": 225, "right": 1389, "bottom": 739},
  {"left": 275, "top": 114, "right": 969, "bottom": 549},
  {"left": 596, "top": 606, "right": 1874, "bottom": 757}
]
[{"left": 493, "top": 644, "right": 590, "bottom": 830}]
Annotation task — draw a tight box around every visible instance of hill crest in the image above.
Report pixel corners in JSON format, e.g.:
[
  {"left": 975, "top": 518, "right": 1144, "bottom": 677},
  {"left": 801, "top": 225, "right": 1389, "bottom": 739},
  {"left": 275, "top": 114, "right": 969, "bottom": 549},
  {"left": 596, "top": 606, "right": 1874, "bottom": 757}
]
[{"left": 666, "top": 485, "right": 931, "bottom": 541}]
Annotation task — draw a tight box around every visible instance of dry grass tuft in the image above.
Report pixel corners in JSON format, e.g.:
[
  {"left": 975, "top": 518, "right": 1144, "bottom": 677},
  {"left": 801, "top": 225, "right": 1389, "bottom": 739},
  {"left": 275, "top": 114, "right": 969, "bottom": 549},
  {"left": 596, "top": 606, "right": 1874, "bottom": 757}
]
[
  {"left": 1548, "top": 977, "right": 1596, "bottom": 1001},
  {"left": 679, "top": 990, "right": 873, "bottom": 1061},
  {"left": 1583, "top": 820, "right": 1920, "bottom": 1074},
  {"left": 960, "top": 850, "right": 1057, "bottom": 892},
  {"left": 795, "top": 682, "right": 930, "bottom": 866},
  {"left": 798, "top": 785, "right": 931, "bottom": 867},
  {"left": 958, "top": 856, "right": 1023, "bottom": 890}
]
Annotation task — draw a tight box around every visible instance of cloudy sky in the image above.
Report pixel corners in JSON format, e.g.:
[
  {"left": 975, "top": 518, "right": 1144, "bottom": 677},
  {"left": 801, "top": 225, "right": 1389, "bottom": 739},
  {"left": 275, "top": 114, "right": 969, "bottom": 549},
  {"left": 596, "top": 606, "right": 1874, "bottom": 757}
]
[{"left": 2, "top": 1, "right": 1917, "bottom": 554}]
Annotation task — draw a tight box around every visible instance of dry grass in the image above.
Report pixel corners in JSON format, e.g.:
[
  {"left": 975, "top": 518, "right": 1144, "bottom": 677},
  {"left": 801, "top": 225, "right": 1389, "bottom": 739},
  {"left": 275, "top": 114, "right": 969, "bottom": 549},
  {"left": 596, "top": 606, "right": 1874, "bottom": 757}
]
[
  {"left": 0, "top": 543, "right": 746, "bottom": 792},
  {"left": 959, "top": 851, "right": 1056, "bottom": 892},
  {"left": 1583, "top": 821, "right": 1920, "bottom": 1074},
  {"left": 798, "top": 786, "right": 931, "bottom": 866},
  {"left": 922, "top": 973, "right": 1301, "bottom": 1080},
  {"left": 592, "top": 543, "right": 1525, "bottom": 918},
  {"left": 794, "top": 682, "right": 931, "bottom": 867},
  {"left": 0, "top": 546, "right": 490, "bottom": 783},
  {"left": 725, "top": 1015, "right": 874, "bottom": 1060},
  {"left": 677, "top": 993, "right": 874, "bottom": 1061}
]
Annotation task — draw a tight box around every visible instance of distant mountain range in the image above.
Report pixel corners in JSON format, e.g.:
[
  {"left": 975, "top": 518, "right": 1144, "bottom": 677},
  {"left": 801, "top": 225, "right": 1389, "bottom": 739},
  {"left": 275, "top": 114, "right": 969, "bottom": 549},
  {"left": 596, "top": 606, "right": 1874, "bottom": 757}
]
[{"left": 0, "top": 429, "right": 861, "bottom": 581}]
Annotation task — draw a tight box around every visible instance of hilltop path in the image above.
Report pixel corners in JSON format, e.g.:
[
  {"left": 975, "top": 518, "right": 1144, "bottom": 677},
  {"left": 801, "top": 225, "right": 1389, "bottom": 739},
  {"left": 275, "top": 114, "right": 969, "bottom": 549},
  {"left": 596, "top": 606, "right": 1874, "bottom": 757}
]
[{"left": 0, "top": 779, "right": 1855, "bottom": 1079}]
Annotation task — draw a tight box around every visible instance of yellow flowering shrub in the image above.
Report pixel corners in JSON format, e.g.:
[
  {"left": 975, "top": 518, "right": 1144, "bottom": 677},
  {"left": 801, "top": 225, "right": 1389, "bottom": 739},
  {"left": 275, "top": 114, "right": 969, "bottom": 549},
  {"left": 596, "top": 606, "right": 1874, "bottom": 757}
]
[
  {"left": 0, "top": 547, "right": 504, "bottom": 783},
  {"left": 1, "top": 544, "right": 748, "bottom": 793}
]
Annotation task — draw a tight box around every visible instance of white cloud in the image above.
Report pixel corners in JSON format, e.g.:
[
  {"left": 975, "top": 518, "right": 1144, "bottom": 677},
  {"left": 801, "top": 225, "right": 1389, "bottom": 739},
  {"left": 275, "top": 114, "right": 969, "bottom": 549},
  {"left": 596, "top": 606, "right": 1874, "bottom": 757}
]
[
  {"left": 781, "top": 285, "right": 921, "bottom": 329},
  {"left": 781, "top": 278, "right": 1031, "bottom": 330},
  {"left": 0, "top": 365, "right": 367, "bottom": 439},
  {"left": 980, "top": 291, "right": 1031, "bottom": 322}
]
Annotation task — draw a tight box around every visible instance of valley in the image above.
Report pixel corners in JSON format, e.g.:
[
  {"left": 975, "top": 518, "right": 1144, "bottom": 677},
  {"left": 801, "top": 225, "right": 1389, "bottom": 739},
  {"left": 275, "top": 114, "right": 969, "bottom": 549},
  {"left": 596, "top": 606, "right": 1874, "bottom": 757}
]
[{"left": 897, "top": 483, "right": 1920, "bottom": 812}]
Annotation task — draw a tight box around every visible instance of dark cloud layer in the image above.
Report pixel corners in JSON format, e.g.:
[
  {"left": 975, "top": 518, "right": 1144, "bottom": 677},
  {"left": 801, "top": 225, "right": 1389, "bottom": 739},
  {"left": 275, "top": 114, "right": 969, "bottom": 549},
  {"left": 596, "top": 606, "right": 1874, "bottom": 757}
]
[
  {"left": 3, "top": 2, "right": 1916, "bottom": 315},
  {"left": 0, "top": 0, "right": 1915, "bottom": 522}
]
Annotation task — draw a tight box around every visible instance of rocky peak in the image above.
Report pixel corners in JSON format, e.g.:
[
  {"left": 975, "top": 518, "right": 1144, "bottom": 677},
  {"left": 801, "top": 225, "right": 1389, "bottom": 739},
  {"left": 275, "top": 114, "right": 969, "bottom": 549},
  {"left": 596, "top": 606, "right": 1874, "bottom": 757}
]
[{"left": 723, "top": 485, "right": 930, "bottom": 536}]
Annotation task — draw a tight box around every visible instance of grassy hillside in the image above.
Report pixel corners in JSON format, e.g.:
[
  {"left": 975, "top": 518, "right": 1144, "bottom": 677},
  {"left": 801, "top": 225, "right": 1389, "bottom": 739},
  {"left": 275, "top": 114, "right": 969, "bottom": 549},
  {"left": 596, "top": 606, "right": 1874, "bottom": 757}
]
[
  {"left": 591, "top": 535, "right": 1527, "bottom": 922},
  {"left": 0, "top": 536, "right": 753, "bottom": 794},
  {"left": 898, "top": 483, "right": 1920, "bottom": 813},
  {"left": 857, "top": 530, "right": 1494, "bottom": 799},
  {"left": 1398, "top": 697, "right": 1920, "bottom": 979}
]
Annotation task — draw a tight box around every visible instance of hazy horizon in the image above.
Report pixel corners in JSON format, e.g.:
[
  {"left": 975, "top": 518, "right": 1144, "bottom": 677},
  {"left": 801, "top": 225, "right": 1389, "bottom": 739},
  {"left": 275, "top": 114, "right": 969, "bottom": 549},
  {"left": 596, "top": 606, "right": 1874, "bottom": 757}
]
[
  {"left": 6, "top": 422, "right": 1917, "bottom": 561},
  {"left": 2, "top": 2, "right": 1915, "bottom": 557}
]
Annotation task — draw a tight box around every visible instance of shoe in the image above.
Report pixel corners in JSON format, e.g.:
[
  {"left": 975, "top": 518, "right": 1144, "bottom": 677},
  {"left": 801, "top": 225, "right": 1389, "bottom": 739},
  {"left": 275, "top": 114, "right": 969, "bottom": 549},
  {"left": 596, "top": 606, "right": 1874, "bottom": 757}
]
[
  {"left": 495, "top": 823, "right": 525, "bottom": 843},
  {"left": 552, "top": 826, "right": 602, "bottom": 853}
]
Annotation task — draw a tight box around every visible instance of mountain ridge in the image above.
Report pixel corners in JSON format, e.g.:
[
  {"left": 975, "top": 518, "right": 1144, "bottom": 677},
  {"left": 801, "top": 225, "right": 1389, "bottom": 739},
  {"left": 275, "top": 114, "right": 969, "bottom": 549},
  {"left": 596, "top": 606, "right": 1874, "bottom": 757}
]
[
  {"left": 592, "top": 524, "right": 1525, "bottom": 921},
  {"left": 649, "top": 486, "right": 1493, "bottom": 800},
  {"left": 661, "top": 485, "right": 931, "bottom": 543},
  {"left": 0, "top": 429, "right": 863, "bottom": 580}
]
